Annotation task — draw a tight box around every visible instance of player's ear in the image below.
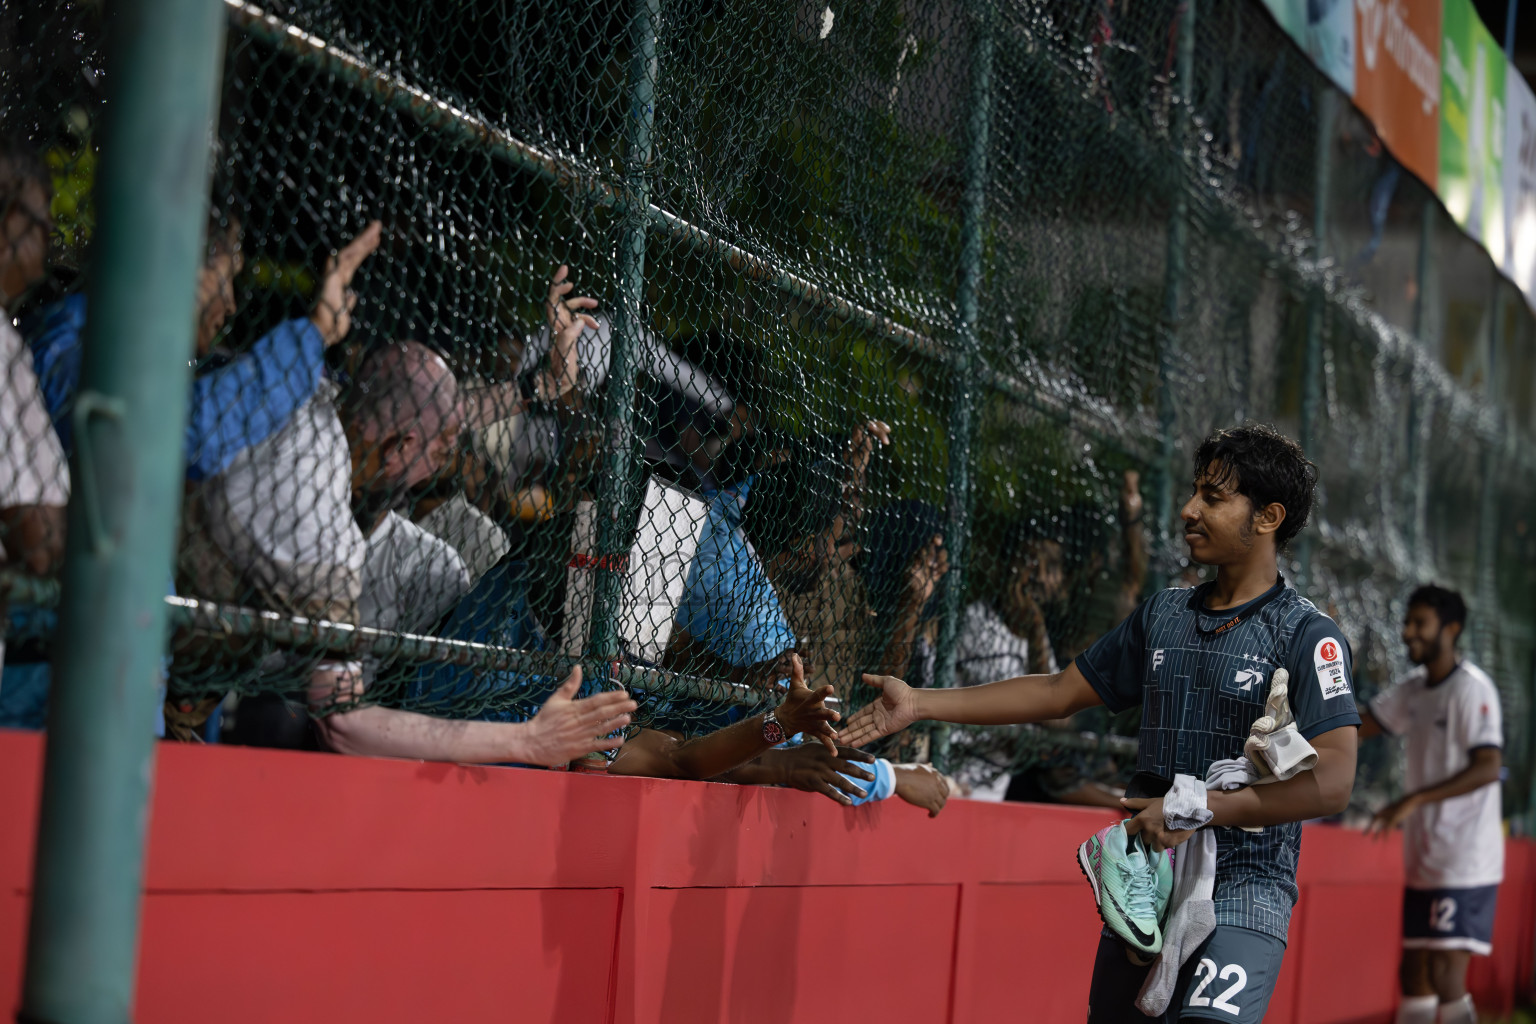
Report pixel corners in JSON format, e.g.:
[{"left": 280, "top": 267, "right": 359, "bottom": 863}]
[{"left": 1253, "top": 501, "right": 1286, "bottom": 537}]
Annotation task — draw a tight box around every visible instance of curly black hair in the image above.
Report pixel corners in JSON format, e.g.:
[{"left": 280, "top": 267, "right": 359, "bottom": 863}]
[
  {"left": 1406, "top": 583, "right": 1468, "bottom": 636},
  {"left": 1192, "top": 424, "right": 1317, "bottom": 547}
]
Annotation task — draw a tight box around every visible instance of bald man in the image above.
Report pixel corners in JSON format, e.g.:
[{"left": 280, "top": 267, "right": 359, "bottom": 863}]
[{"left": 198, "top": 337, "right": 635, "bottom": 765}]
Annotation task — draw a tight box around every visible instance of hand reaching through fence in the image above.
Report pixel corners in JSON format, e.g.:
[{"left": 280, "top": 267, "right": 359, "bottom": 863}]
[
  {"left": 535, "top": 264, "right": 598, "bottom": 402},
  {"left": 309, "top": 221, "right": 382, "bottom": 346},
  {"left": 518, "top": 667, "right": 636, "bottom": 764}
]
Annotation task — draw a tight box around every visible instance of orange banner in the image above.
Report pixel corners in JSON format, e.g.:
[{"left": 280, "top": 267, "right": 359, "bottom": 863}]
[{"left": 1354, "top": 0, "right": 1443, "bottom": 188}]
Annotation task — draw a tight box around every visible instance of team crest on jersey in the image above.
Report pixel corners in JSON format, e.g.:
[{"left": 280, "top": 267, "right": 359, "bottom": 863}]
[
  {"left": 1314, "top": 637, "right": 1349, "bottom": 700},
  {"left": 1234, "top": 667, "right": 1265, "bottom": 691},
  {"left": 1152, "top": 649, "right": 1165, "bottom": 671}
]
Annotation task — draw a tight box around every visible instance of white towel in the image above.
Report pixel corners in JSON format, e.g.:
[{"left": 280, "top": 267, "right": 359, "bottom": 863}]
[{"left": 1137, "top": 828, "right": 1217, "bottom": 1016}]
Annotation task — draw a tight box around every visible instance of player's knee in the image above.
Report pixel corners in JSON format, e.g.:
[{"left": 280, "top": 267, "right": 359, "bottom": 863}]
[{"left": 1426, "top": 951, "right": 1469, "bottom": 1001}]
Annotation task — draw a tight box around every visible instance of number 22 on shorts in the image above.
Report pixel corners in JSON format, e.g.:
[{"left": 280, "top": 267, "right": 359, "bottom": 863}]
[{"left": 1188, "top": 958, "right": 1247, "bottom": 1016}]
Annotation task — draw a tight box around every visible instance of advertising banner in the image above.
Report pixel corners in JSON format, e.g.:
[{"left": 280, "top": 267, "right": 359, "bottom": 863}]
[
  {"left": 1505, "top": 73, "right": 1536, "bottom": 297},
  {"left": 1354, "top": 0, "right": 1444, "bottom": 189},
  {"left": 1439, "top": 0, "right": 1505, "bottom": 248},
  {"left": 1258, "top": 0, "right": 1356, "bottom": 93}
]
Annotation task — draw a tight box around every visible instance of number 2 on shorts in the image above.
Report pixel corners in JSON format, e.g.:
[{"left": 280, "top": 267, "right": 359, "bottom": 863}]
[
  {"left": 1430, "top": 897, "right": 1457, "bottom": 933},
  {"left": 1188, "top": 958, "right": 1248, "bottom": 1016}
]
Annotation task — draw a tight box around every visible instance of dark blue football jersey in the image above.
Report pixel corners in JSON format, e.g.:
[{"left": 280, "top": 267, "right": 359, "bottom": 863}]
[{"left": 1075, "top": 578, "right": 1360, "bottom": 941}]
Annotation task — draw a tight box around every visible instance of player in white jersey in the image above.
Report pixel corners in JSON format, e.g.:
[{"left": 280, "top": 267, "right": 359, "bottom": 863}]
[{"left": 1360, "top": 585, "right": 1503, "bottom": 1024}]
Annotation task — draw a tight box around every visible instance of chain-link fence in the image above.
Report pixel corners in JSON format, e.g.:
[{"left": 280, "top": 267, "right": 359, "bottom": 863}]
[{"left": 3, "top": 0, "right": 1535, "bottom": 823}]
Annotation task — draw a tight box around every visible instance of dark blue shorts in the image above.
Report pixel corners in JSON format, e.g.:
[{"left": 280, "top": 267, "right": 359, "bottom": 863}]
[
  {"left": 1402, "top": 885, "right": 1499, "bottom": 955},
  {"left": 1088, "top": 925, "right": 1286, "bottom": 1023}
]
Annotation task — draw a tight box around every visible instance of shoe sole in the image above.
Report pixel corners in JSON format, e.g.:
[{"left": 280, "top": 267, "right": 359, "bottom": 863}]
[
  {"left": 1076, "top": 839, "right": 1106, "bottom": 920},
  {"left": 1076, "top": 840, "right": 1160, "bottom": 960}
]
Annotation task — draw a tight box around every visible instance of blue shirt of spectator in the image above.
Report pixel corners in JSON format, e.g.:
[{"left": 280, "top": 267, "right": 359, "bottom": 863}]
[
  {"left": 0, "top": 296, "right": 327, "bottom": 734},
  {"left": 674, "top": 476, "right": 797, "bottom": 669},
  {"left": 26, "top": 294, "right": 327, "bottom": 480}
]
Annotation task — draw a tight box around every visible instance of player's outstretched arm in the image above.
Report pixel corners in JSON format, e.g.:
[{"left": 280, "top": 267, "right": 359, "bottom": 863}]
[{"left": 841, "top": 662, "right": 1103, "bottom": 747}]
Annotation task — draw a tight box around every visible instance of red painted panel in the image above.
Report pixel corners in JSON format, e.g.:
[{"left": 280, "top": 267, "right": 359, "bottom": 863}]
[
  {"left": 638, "top": 885, "right": 957, "bottom": 1024},
  {"left": 1, "top": 732, "right": 1534, "bottom": 1024},
  {"left": 136, "top": 888, "right": 621, "bottom": 1024},
  {"left": 955, "top": 882, "right": 1102, "bottom": 1024},
  {"left": 1, "top": 894, "right": 25, "bottom": 1024},
  {"left": 1292, "top": 882, "right": 1401, "bottom": 1024}
]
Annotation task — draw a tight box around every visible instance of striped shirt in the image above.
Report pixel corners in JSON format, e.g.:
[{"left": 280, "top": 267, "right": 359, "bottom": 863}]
[{"left": 1076, "top": 578, "right": 1360, "bottom": 941}]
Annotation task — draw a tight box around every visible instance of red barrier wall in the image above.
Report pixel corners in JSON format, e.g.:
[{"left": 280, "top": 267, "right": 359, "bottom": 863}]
[{"left": 1, "top": 729, "right": 1532, "bottom": 1023}]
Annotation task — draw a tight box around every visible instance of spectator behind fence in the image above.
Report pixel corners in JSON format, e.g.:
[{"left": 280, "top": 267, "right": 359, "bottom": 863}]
[
  {"left": 0, "top": 141, "right": 67, "bottom": 580},
  {"left": 192, "top": 271, "right": 632, "bottom": 764},
  {"left": 857, "top": 500, "right": 950, "bottom": 686},
  {"left": 9, "top": 217, "right": 380, "bottom": 736},
  {"left": 0, "top": 140, "right": 69, "bottom": 728},
  {"left": 952, "top": 470, "right": 1145, "bottom": 807},
  {"left": 408, "top": 265, "right": 592, "bottom": 582}
]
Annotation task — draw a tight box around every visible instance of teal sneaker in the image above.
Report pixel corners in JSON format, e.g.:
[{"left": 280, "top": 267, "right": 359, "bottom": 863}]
[
  {"left": 1153, "top": 845, "right": 1175, "bottom": 924},
  {"left": 1077, "top": 821, "right": 1163, "bottom": 958}
]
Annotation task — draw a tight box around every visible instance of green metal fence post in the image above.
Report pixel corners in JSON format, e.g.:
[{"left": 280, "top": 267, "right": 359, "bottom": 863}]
[
  {"left": 587, "top": 0, "right": 660, "bottom": 665},
  {"left": 1472, "top": 284, "right": 1503, "bottom": 669},
  {"left": 1296, "top": 87, "right": 1337, "bottom": 591},
  {"left": 18, "top": 1, "right": 227, "bottom": 1021},
  {"left": 1405, "top": 201, "right": 1436, "bottom": 566},
  {"left": 931, "top": 0, "right": 994, "bottom": 767},
  {"left": 1152, "top": 0, "right": 1195, "bottom": 579}
]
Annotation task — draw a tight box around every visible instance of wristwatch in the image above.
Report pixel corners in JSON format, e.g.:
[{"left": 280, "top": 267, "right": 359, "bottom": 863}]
[{"left": 761, "top": 708, "right": 786, "bottom": 745}]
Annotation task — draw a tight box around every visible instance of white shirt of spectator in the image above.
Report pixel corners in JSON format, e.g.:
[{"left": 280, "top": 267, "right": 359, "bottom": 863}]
[
  {"left": 954, "top": 601, "right": 1056, "bottom": 689},
  {"left": 204, "top": 382, "right": 366, "bottom": 617},
  {"left": 1371, "top": 660, "right": 1505, "bottom": 889},
  {"left": 359, "top": 511, "right": 471, "bottom": 635},
  {"left": 0, "top": 318, "right": 69, "bottom": 511},
  {"left": 415, "top": 493, "right": 510, "bottom": 585}
]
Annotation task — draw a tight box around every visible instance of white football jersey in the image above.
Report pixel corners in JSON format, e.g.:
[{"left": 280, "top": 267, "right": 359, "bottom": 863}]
[{"left": 1371, "top": 660, "right": 1504, "bottom": 888}]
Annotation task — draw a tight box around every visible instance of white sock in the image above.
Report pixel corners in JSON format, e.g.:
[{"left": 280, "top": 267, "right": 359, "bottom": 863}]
[
  {"left": 1437, "top": 994, "right": 1475, "bottom": 1024},
  {"left": 1396, "top": 995, "right": 1438, "bottom": 1024}
]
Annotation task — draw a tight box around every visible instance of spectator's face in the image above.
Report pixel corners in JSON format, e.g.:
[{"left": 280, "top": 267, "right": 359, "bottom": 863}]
[
  {"left": 1401, "top": 604, "right": 1457, "bottom": 666},
  {"left": 766, "top": 528, "right": 835, "bottom": 596},
  {"left": 194, "top": 244, "right": 243, "bottom": 356},
  {"left": 0, "top": 179, "right": 51, "bottom": 306},
  {"left": 1012, "top": 539, "right": 1064, "bottom": 601},
  {"left": 387, "top": 414, "right": 462, "bottom": 493}
]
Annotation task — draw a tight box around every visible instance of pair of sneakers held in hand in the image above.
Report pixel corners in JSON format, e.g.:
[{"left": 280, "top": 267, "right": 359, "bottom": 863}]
[{"left": 1077, "top": 667, "right": 1309, "bottom": 958}]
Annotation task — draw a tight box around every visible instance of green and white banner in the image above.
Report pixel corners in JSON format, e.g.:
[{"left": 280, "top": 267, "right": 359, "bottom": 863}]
[
  {"left": 1440, "top": 0, "right": 1504, "bottom": 249},
  {"left": 1258, "top": 0, "right": 1535, "bottom": 309}
]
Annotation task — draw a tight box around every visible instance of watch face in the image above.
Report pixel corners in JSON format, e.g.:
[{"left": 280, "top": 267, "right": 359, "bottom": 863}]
[{"left": 763, "top": 716, "right": 785, "bottom": 745}]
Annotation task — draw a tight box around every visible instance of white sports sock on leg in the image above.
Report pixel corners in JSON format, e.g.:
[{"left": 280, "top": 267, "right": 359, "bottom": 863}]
[
  {"left": 1395, "top": 994, "right": 1437, "bottom": 1024},
  {"left": 1436, "top": 994, "right": 1475, "bottom": 1024}
]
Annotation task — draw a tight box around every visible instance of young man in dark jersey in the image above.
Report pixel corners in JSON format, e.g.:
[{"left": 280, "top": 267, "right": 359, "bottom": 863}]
[{"left": 843, "top": 425, "right": 1360, "bottom": 1023}]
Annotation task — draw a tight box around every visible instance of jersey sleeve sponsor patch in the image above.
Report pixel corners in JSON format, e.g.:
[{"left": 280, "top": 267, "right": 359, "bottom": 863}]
[{"left": 1313, "top": 637, "right": 1350, "bottom": 701}]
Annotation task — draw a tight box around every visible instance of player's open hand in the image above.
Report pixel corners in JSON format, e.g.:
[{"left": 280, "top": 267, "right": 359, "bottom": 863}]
[
  {"left": 774, "top": 743, "right": 876, "bottom": 806},
  {"left": 310, "top": 221, "right": 382, "bottom": 346},
  {"left": 842, "top": 673, "right": 919, "bottom": 748},
  {"left": 1365, "top": 795, "right": 1419, "bottom": 839},
  {"left": 1120, "top": 796, "right": 1198, "bottom": 853},
  {"left": 773, "top": 653, "right": 840, "bottom": 755},
  {"left": 523, "top": 667, "right": 638, "bottom": 766}
]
